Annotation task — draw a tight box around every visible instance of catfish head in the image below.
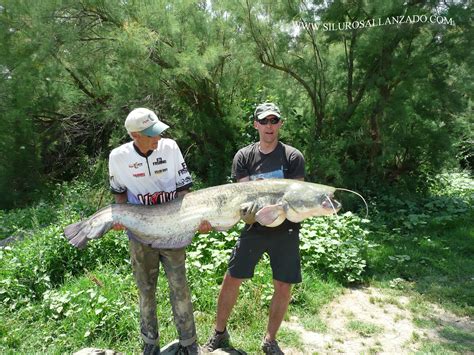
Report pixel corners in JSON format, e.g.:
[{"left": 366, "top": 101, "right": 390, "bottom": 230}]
[{"left": 283, "top": 181, "right": 341, "bottom": 222}]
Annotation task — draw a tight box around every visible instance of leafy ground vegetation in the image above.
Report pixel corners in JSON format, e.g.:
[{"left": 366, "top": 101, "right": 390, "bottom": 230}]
[{"left": 0, "top": 172, "right": 472, "bottom": 354}]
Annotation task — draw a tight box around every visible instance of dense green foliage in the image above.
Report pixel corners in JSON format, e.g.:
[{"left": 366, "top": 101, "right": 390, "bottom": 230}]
[
  {"left": 0, "top": 0, "right": 472, "bottom": 209},
  {"left": 0, "top": 172, "right": 472, "bottom": 353},
  {"left": 367, "top": 172, "right": 474, "bottom": 315}
]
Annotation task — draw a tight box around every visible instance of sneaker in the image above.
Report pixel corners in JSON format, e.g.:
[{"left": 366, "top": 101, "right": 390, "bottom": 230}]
[
  {"left": 203, "top": 329, "right": 230, "bottom": 352},
  {"left": 177, "top": 341, "right": 201, "bottom": 355},
  {"left": 261, "top": 338, "right": 284, "bottom": 354},
  {"left": 143, "top": 343, "right": 160, "bottom": 355}
]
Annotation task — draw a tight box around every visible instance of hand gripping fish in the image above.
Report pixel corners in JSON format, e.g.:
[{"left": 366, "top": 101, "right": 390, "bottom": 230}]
[{"left": 64, "top": 179, "right": 342, "bottom": 249}]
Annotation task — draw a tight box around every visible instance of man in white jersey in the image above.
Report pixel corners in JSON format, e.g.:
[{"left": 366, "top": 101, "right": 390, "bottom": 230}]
[{"left": 109, "top": 108, "right": 211, "bottom": 355}]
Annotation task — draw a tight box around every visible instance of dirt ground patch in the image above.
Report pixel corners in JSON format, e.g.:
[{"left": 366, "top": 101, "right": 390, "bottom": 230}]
[
  {"left": 282, "top": 286, "right": 474, "bottom": 354},
  {"left": 72, "top": 286, "right": 473, "bottom": 354}
]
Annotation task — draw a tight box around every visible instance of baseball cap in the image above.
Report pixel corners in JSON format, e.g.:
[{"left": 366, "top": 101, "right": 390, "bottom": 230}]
[
  {"left": 125, "top": 108, "right": 169, "bottom": 137},
  {"left": 254, "top": 102, "right": 281, "bottom": 120}
]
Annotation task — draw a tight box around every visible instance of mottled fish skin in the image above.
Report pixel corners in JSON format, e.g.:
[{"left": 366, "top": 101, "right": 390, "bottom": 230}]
[{"left": 63, "top": 179, "right": 341, "bottom": 249}]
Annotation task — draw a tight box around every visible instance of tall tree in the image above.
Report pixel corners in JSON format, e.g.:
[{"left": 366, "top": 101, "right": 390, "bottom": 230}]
[
  {"left": 233, "top": 0, "right": 472, "bottom": 187},
  {"left": 0, "top": 0, "right": 471, "bottom": 208}
]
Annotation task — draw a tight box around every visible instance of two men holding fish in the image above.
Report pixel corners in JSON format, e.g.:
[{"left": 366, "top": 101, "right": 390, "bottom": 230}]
[{"left": 118, "top": 103, "right": 304, "bottom": 355}]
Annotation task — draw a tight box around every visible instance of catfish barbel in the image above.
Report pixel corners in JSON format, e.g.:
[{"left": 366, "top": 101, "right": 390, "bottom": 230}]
[{"left": 64, "top": 179, "right": 342, "bottom": 249}]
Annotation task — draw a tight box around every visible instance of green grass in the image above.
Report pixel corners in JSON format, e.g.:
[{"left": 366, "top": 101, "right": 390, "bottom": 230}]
[
  {"left": 0, "top": 246, "right": 342, "bottom": 353},
  {"left": 418, "top": 340, "right": 473, "bottom": 354},
  {"left": 439, "top": 325, "right": 474, "bottom": 344},
  {"left": 301, "top": 316, "right": 328, "bottom": 333},
  {"left": 363, "top": 174, "right": 474, "bottom": 353},
  {"left": 0, "top": 236, "right": 344, "bottom": 354},
  {"left": 1, "top": 265, "right": 141, "bottom": 353},
  {"left": 368, "top": 216, "right": 474, "bottom": 317},
  {"left": 346, "top": 320, "right": 384, "bottom": 337},
  {"left": 277, "top": 328, "right": 303, "bottom": 351}
]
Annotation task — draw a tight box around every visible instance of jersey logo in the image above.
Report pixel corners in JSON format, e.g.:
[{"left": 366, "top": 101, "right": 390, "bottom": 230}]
[
  {"left": 178, "top": 162, "right": 189, "bottom": 176},
  {"left": 154, "top": 168, "right": 168, "bottom": 175},
  {"left": 129, "top": 162, "right": 143, "bottom": 169},
  {"left": 177, "top": 176, "right": 192, "bottom": 187},
  {"left": 152, "top": 157, "right": 167, "bottom": 166},
  {"left": 133, "top": 172, "right": 145, "bottom": 177},
  {"left": 138, "top": 191, "right": 177, "bottom": 205}
]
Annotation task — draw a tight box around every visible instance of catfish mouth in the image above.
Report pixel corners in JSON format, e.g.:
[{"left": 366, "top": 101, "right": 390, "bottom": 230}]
[{"left": 322, "top": 194, "right": 341, "bottom": 212}]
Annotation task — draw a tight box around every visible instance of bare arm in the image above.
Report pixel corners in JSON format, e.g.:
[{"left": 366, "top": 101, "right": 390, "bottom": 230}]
[
  {"left": 177, "top": 189, "right": 189, "bottom": 198},
  {"left": 114, "top": 192, "right": 128, "bottom": 204}
]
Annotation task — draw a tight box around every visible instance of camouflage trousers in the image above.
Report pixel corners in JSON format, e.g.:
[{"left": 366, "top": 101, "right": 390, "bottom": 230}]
[{"left": 129, "top": 239, "right": 197, "bottom": 347}]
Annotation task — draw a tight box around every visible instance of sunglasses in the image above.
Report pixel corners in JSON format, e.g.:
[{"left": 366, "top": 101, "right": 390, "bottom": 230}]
[{"left": 257, "top": 117, "right": 281, "bottom": 125}]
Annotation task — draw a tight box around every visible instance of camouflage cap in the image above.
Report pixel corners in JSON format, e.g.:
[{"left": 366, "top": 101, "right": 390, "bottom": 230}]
[{"left": 254, "top": 102, "right": 281, "bottom": 120}]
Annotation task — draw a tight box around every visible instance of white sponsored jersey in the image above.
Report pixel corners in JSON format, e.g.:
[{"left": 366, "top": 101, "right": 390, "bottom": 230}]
[{"left": 108, "top": 138, "right": 192, "bottom": 205}]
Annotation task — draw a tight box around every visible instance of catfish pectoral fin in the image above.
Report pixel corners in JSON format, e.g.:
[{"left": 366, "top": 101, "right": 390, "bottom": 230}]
[{"left": 239, "top": 201, "right": 259, "bottom": 224}]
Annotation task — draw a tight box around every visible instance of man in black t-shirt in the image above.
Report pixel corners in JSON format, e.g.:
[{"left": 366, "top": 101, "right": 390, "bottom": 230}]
[{"left": 204, "top": 103, "right": 305, "bottom": 355}]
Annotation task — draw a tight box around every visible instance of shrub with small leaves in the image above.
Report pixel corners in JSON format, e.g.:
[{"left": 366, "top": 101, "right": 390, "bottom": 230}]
[
  {"left": 299, "top": 213, "right": 372, "bottom": 283},
  {"left": 186, "top": 225, "right": 242, "bottom": 281},
  {"left": 0, "top": 218, "right": 129, "bottom": 311},
  {"left": 185, "top": 214, "right": 372, "bottom": 284}
]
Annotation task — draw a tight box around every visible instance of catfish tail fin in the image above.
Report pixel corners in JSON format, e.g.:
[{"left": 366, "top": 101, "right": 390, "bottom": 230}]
[{"left": 63, "top": 206, "right": 114, "bottom": 249}]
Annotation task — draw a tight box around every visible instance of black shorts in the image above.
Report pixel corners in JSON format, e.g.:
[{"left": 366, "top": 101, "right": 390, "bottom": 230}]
[{"left": 227, "top": 224, "right": 302, "bottom": 284}]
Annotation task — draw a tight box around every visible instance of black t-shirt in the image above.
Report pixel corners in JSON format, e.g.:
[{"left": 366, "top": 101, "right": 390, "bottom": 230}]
[
  {"left": 232, "top": 142, "right": 305, "bottom": 181},
  {"left": 231, "top": 141, "right": 305, "bottom": 233}
]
